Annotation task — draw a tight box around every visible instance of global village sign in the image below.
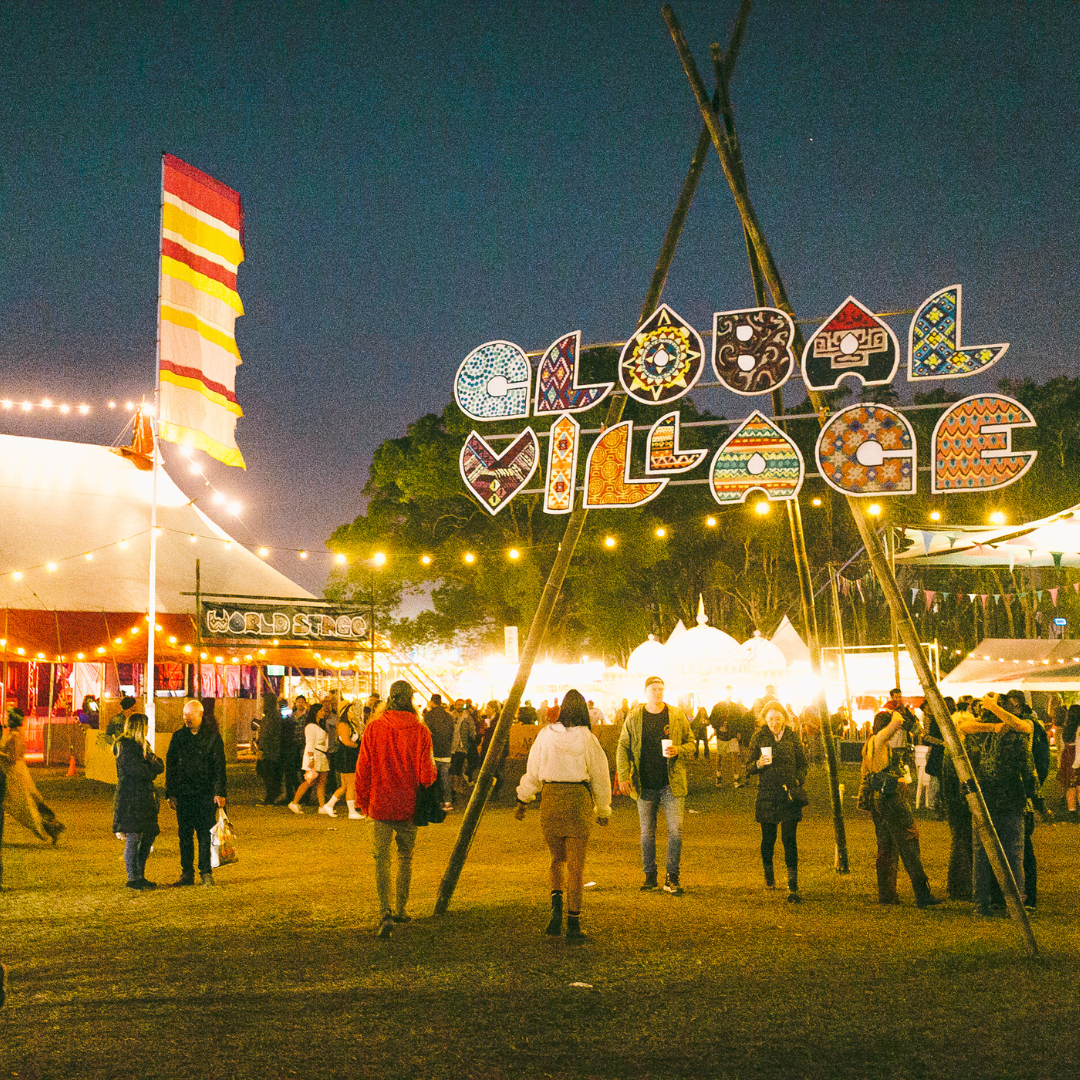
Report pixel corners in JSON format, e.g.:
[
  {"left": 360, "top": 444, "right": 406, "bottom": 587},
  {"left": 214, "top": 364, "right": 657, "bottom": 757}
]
[{"left": 454, "top": 286, "right": 1034, "bottom": 515}]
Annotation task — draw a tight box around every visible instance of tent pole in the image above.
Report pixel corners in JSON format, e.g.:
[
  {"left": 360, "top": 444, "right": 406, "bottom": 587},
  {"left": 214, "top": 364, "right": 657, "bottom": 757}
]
[
  {"left": 829, "top": 564, "right": 854, "bottom": 730},
  {"left": 432, "top": 1, "right": 752, "bottom": 918},
  {"left": 664, "top": 9, "right": 1036, "bottom": 954}
]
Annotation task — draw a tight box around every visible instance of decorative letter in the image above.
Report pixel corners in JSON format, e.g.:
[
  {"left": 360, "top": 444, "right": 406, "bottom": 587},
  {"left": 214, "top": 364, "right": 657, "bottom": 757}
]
[
  {"left": 454, "top": 340, "right": 531, "bottom": 421},
  {"left": 544, "top": 413, "right": 580, "bottom": 514},
  {"left": 802, "top": 297, "right": 900, "bottom": 391},
  {"left": 908, "top": 285, "right": 1009, "bottom": 381},
  {"left": 815, "top": 404, "right": 916, "bottom": 496},
  {"left": 646, "top": 411, "right": 707, "bottom": 475},
  {"left": 709, "top": 412, "right": 804, "bottom": 504},
  {"left": 583, "top": 421, "right": 667, "bottom": 508},
  {"left": 534, "top": 331, "right": 613, "bottom": 414},
  {"left": 931, "top": 395, "right": 1036, "bottom": 494},
  {"left": 459, "top": 429, "right": 540, "bottom": 515},
  {"left": 619, "top": 304, "right": 705, "bottom": 405},
  {"left": 712, "top": 307, "right": 795, "bottom": 395}
]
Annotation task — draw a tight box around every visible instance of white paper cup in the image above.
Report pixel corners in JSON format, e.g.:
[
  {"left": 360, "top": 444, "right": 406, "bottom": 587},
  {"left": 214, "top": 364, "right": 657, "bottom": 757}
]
[
  {"left": 661, "top": 739, "right": 673, "bottom": 755},
  {"left": 760, "top": 746, "right": 773, "bottom": 764}
]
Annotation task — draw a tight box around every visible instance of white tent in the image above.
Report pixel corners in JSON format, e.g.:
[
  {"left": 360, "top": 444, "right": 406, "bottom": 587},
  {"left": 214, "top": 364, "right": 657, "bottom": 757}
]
[
  {"left": 896, "top": 502, "right": 1080, "bottom": 568},
  {"left": 769, "top": 615, "right": 811, "bottom": 666},
  {"left": 940, "top": 637, "right": 1080, "bottom": 695}
]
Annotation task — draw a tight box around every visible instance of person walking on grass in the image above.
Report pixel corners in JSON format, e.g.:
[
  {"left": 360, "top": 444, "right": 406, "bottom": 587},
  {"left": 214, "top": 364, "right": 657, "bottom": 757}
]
[
  {"left": 254, "top": 693, "right": 283, "bottom": 806},
  {"left": 112, "top": 712, "right": 164, "bottom": 890},
  {"left": 354, "top": 680, "right": 436, "bottom": 939},
  {"left": 165, "top": 700, "right": 227, "bottom": 887},
  {"left": 1, "top": 707, "right": 65, "bottom": 845},
  {"left": 745, "top": 703, "right": 807, "bottom": 903},
  {"left": 423, "top": 694, "right": 455, "bottom": 812},
  {"left": 516, "top": 689, "right": 611, "bottom": 943},
  {"left": 1057, "top": 704, "right": 1080, "bottom": 823},
  {"left": 288, "top": 702, "right": 331, "bottom": 814},
  {"left": 324, "top": 700, "right": 364, "bottom": 819},
  {"left": 615, "top": 675, "right": 694, "bottom": 896}
]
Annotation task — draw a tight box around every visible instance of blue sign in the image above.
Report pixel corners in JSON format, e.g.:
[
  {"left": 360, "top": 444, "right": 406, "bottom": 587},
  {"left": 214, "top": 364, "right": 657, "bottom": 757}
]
[{"left": 1054, "top": 617, "right": 1067, "bottom": 627}]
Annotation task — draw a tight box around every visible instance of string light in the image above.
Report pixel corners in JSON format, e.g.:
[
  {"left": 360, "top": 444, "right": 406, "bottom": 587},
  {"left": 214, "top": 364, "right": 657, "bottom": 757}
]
[
  {"left": 655, "top": 527, "right": 667, "bottom": 538},
  {"left": 706, "top": 516, "right": 717, "bottom": 527},
  {"left": 754, "top": 502, "right": 770, "bottom": 516},
  {"left": 604, "top": 536, "right": 616, "bottom": 548},
  {"left": 464, "top": 552, "right": 475, "bottom": 564},
  {"left": 421, "top": 554, "right": 432, "bottom": 565},
  {"left": 508, "top": 548, "right": 520, "bottom": 560},
  {"left": 811, "top": 498, "right": 822, "bottom": 507}
]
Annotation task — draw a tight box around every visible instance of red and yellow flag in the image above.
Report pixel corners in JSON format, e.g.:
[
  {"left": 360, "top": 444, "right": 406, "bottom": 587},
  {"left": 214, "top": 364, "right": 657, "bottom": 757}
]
[{"left": 157, "top": 153, "right": 246, "bottom": 468}]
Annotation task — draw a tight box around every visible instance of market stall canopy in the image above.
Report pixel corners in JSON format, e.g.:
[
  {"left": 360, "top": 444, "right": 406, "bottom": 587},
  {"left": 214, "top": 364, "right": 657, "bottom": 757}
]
[
  {"left": 940, "top": 637, "right": 1080, "bottom": 694},
  {"left": 770, "top": 615, "right": 811, "bottom": 666},
  {"left": 895, "top": 503, "right": 1080, "bottom": 568}
]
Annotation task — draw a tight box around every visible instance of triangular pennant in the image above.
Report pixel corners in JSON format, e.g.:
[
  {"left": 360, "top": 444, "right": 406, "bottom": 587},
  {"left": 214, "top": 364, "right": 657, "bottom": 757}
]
[
  {"left": 1037, "top": 590, "right": 1044, "bottom": 602},
  {"left": 942, "top": 592, "right": 950, "bottom": 602},
  {"left": 1052, "top": 552, "right": 1064, "bottom": 569},
  {"left": 981, "top": 594, "right": 989, "bottom": 610},
  {"left": 911, "top": 587, "right": 918, "bottom": 604},
  {"left": 921, "top": 532, "right": 934, "bottom": 556},
  {"left": 856, "top": 580, "right": 865, "bottom": 601},
  {"left": 1051, "top": 588, "right": 1059, "bottom": 606},
  {"left": 1074, "top": 583, "right": 1079, "bottom": 593},
  {"left": 968, "top": 593, "right": 976, "bottom": 603},
  {"left": 994, "top": 594, "right": 1001, "bottom": 604},
  {"left": 947, "top": 534, "right": 959, "bottom": 549},
  {"left": 925, "top": 590, "right": 936, "bottom": 606}
]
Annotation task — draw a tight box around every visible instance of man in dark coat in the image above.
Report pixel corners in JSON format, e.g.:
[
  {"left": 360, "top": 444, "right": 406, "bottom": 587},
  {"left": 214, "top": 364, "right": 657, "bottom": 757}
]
[
  {"left": 423, "top": 694, "right": 456, "bottom": 812},
  {"left": 165, "top": 699, "right": 227, "bottom": 887}
]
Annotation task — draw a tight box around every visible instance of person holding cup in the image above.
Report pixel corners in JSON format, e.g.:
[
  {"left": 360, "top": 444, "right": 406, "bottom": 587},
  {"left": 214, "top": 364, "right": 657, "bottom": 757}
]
[{"left": 746, "top": 702, "right": 808, "bottom": 903}]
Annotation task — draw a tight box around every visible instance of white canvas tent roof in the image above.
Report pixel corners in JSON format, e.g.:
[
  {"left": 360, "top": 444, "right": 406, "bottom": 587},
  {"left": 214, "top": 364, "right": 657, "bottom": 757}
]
[
  {"left": 896, "top": 503, "right": 1080, "bottom": 568},
  {"left": 0, "top": 432, "right": 313, "bottom": 613},
  {"left": 940, "top": 637, "right": 1080, "bottom": 694},
  {"left": 769, "top": 615, "right": 811, "bottom": 666}
]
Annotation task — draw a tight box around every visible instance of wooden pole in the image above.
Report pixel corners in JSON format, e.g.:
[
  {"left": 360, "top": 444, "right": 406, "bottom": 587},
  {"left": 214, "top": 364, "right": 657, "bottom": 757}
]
[
  {"left": 432, "top": 2, "right": 753, "bottom": 918},
  {"left": 888, "top": 527, "right": 901, "bottom": 687},
  {"left": 663, "top": 5, "right": 1035, "bottom": 953},
  {"left": 829, "top": 564, "right": 854, "bottom": 728}
]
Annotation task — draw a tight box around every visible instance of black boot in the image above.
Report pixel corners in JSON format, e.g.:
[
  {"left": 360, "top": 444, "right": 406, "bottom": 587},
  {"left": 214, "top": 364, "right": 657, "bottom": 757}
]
[
  {"left": 786, "top": 869, "right": 801, "bottom": 904},
  {"left": 915, "top": 878, "right": 942, "bottom": 909},
  {"left": 545, "top": 890, "right": 563, "bottom": 936},
  {"left": 763, "top": 863, "right": 775, "bottom": 890},
  {"left": 566, "top": 912, "right": 588, "bottom": 943}
]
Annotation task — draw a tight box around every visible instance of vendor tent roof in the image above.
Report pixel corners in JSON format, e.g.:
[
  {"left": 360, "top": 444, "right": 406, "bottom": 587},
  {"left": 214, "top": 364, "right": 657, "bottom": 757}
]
[
  {"left": 940, "top": 638, "right": 1080, "bottom": 694},
  {"left": 769, "top": 615, "right": 811, "bottom": 666},
  {"left": 896, "top": 502, "right": 1080, "bottom": 568}
]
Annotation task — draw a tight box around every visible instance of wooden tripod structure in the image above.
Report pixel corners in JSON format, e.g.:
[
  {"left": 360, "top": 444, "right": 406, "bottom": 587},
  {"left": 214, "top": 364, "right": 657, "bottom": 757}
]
[{"left": 436, "top": 2, "right": 1037, "bottom": 957}]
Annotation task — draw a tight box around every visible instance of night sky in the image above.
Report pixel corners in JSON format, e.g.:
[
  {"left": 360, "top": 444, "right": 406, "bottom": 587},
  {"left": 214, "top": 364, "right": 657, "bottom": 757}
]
[{"left": 1, "top": 1, "right": 1077, "bottom": 593}]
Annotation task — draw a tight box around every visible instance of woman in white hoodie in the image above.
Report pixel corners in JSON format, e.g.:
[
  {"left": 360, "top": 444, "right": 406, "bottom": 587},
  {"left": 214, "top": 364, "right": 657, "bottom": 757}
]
[{"left": 515, "top": 689, "right": 611, "bottom": 942}]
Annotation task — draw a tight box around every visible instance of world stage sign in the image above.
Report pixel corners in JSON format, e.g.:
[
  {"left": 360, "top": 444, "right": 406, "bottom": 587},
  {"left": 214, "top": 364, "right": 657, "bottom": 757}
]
[
  {"left": 455, "top": 286, "right": 1034, "bottom": 515},
  {"left": 201, "top": 602, "right": 368, "bottom": 643}
]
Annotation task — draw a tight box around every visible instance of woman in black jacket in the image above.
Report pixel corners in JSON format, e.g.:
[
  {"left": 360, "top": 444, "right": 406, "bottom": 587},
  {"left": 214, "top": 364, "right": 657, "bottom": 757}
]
[
  {"left": 112, "top": 713, "right": 164, "bottom": 891},
  {"left": 746, "top": 702, "right": 808, "bottom": 903}
]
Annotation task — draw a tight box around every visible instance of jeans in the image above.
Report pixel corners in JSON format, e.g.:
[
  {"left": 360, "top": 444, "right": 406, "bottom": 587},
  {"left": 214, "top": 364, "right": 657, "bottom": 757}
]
[
  {"left": 373, "top": 819, "right": 418, "bottom": 918},
  {"left": 636, "top": 786, "right": 683, "bottom": 878},
  {"left": 760, "top": 819, "right": 798, "bottom": 884},
  {"left": 435, "top": 759, "right": 452, "bottom": 806},
  {"left": 123, "top": 832, "right": 155, "bottom": 882},
  {"left": 973, "top": 810, "right": 1025, "bottom": 911}
]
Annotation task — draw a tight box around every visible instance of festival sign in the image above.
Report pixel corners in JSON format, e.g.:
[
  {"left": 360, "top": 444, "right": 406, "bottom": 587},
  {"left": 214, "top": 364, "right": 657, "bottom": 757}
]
[
  {"left": 200, "top": 601, "right": 368, "bottom": 643},
  {"left": 454, "top": 287, "right": 1034, "bottom": 514}
]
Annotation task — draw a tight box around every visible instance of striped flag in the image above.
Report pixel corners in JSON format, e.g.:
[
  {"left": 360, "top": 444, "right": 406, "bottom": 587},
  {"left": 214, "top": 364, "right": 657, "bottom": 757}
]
[{"left": 157, "top": 153, "right": 246, "bottom": 467}]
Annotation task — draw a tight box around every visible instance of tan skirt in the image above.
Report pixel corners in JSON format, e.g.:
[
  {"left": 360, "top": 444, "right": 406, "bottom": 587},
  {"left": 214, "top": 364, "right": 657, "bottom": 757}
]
[{"left": 540, "top": 782, "right": 593, "bottom": 842}]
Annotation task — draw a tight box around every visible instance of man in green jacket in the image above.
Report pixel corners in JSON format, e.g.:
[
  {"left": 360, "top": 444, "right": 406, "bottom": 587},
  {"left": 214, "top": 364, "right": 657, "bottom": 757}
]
[{"left": 616, "top": 676, "right": 695, "bottom": 895}]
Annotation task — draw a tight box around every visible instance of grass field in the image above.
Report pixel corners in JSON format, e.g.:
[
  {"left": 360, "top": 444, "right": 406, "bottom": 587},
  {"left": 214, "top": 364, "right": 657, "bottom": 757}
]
[{"left": 0, "top": 758, "right": 1074, "bottom": 1080}]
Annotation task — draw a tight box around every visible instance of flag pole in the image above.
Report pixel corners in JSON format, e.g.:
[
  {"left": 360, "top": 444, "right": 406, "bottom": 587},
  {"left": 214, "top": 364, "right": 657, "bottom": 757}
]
[{"left": 146, "top": 152, "right": 165, "bottom": 749}]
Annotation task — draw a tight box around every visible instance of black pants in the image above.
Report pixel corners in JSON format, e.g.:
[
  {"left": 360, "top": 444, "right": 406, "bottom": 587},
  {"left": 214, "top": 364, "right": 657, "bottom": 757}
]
[
  {"left": 760, "top": 820, "right": 798, "bottom": 874},
  {"left": 176, "top": 797, "right": 215, "bottom": 876},
  {"left": 283, "top": 745, "right": 303, "bottom": 802},
  {"left": 1023, "top": 810, "right": 1037, "bottom": 907},
  {"left": 693, "top": 733, "right": 709, "bottom": 759},
  {"left": 945, "top": 798, "right": 973, "bottom": 901},
  {"left": 257, "top": 758, "right": 283, "bottom": 804}
]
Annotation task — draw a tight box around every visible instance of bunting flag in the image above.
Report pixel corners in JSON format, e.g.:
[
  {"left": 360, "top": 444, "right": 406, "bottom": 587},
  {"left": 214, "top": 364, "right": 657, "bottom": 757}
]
[
  {"left": 1051, "top": 588, "right": 1059, "bottom": 606},
  {"left": 911, "top": 587, "right": 918, "bottom": 604},
  {"left": 1052, "top": 552, "right": 1064, "bottom": 569},
  {"left": 980, "top": 594, "right": 989, "bottom": 610},
  {"left": 157, "top": 153, "right": 246, "bottom": 467},
  {"left": 994, "top": 594, "right": 1001, "bottom": 604},
  {"left": 1037, "top": 590, "right": 1044, "bottom": 602},
  {"left": 968, "top": 593, "right": 976, "bottom": 603},
  {"left": 1074, "top": 583, "right": 1079, "bottom": 593},
  {"left": 925, "top": 590, "right": 936, "bottom": 606}
]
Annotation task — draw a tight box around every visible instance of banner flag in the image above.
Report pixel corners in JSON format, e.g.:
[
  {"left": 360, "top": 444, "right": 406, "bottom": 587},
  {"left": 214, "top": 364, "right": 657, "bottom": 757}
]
[
  {"left": 1051, "top": 588, "right": 1059, "bottom": 606},
  {"left": 968, "top": 593, "right": 976, "bottom": 603},
  {"left": 157, "top": 153, "right": 246, "bottom": 468},
  {"left": 925, "top": 590, "right": 936, "bottom": 606}
]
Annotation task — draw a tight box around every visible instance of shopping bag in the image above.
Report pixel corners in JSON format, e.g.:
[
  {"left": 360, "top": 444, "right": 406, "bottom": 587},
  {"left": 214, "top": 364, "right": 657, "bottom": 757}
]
[{"left": 210, "top": 807, "right": 238, "bottom": 868}]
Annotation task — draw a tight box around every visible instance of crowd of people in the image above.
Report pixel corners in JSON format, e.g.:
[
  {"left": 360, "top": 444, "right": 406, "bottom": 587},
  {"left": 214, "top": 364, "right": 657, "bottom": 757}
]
[{"left": 0, "top": 670, "right": 1073, "bottom": 961}]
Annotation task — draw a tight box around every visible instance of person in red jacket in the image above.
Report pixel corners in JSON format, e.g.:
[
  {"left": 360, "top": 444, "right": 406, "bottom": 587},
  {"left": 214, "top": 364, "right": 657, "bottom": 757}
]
[{"left": 354, "top": 680, "right": 436, "bottom": 938}]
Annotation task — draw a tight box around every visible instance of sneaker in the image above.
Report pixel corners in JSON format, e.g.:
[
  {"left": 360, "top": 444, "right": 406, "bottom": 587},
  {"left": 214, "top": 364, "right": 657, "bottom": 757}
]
[
  {"left": 640, "top": 873, "right": 659, "bottom": 892},
  {"left": 126, "top": 880, "right": 144, "bottom": 891},
  {"left": 663, "top": 877, "right": 684, "bottom": 896},
  {"left": 173, "top": 872, "right": 196, "bottom": 887},
  {"left": 318, "top": 804, "right": 336, "bottom": 817},
  {"left": 200, "top": 872, "right": 214, "bottom": 887},
  {"left": 786, "top": 891, "right": 802, "bottom": 904},
  {"left": 348, "top": 809, "right": 363, "bottom": 820},
  {"left": 287, "top": 803, "right": 303, "bottom": 815},
  {"left": 441, "top": 803, "right": 453, "bottom": 812},
  {"left": 376, "top": 916, "right": 394, "bottom": 939}
]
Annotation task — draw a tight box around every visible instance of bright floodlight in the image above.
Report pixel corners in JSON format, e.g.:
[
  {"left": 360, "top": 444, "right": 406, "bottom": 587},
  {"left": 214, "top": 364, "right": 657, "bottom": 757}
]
[
  {"left": 463, "top": 552, "right": 475, "bottom": 564},
  {"left": 929, "top": 510, "right": 941, "bottom": 521},
  {"left": 867, "top": 503, "right": 882, "bottom": 517},
  {"left": 989, "top": 510, "right": 1006, "bottom": 525},
  {"left": 655, "top": 527, "right": 667, "bottom": 538},
  {"left": 372, "top": 551, "right": 387, "bottom": 567},
  {"left": 604, "top": 536, "right": 616, "bottom": 548},
  {"left": 754, "top": 502, "right": 769, "bottom": 516},
  {"left": 706, "top": 516, "right": 717, "bottom": 527},
  {"left": 508, "top": 548, "right": 520, "bottom": 560}
]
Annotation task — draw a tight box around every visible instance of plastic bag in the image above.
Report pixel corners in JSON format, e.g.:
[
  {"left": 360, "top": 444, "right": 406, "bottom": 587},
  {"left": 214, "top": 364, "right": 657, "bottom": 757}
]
[{"left": 210, "top": 807, "right": 238, "bottom": 868}]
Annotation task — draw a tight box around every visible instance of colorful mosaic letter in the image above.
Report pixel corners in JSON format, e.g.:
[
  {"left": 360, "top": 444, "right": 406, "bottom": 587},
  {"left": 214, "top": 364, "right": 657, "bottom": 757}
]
[
  {"left": 534, "top": 331, "right": 613, "bottom": 414},
  {"left": 712, "top": 307, "right": 795, "bottom": 395},
  {"left": 459, "top": 428, "right": 539, "bottom": 515},
  {"left": 931, "top": 395, "right": 1036, "bottom": 494},
  {"left": 646, "top": 411, "right": 707, "bottom": 475},
  {"left": 455, "top": 340, "right": 532, "bottom": 421},
  {"left": 815, "top": 404, "right": 916, "bottom": 497},
  {"left": 709, "top": 412, "right": 804, "bottom": 504},
  {"left": 544, "top": 413, "right": 580, "bottom": 514},
  {"left": 583, "top": 421, "right": 667, "bottom": 509},
  {"left": 618, "top": 304, "right": 705, "bottom": 405},
  {"left": 908, "top": 285, "right": 1009, "bottom": 381},
  {"left": 802, "top": 297, "right": 900, "bottom": 391}
]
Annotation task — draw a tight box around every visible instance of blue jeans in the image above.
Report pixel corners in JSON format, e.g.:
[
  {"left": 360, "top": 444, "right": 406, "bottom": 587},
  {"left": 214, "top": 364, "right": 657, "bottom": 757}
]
[
  {"left": 636, "top": 786, "right": 684, "bottom": 878},
  {"left": 123, "top": 832, "right": 155, "bottom": 882},
  {"left": 973, "top": 810, "right": 1025, "bottom": 910}
]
